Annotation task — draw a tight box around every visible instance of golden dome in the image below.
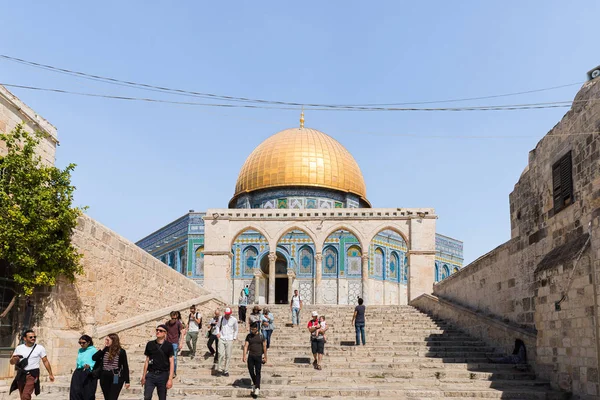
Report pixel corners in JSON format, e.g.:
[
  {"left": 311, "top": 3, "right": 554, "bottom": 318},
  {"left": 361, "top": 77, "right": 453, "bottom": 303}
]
[{"left": 232, "top": 127, "right": 369, "bottom": 205}]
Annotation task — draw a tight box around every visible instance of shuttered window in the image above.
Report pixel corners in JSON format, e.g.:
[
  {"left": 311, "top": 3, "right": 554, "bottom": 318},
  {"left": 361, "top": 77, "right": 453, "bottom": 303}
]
[{"left": 552, "top": 151, "right": 573, "bottom": 213}]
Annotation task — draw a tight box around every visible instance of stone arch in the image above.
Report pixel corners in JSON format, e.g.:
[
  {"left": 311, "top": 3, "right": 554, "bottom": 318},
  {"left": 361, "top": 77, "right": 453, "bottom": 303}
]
[
  {"left": 320, "top": 223, "right": 367, "bottom": 251},
  {"left": 365, "top": 224, "right": 409, "bottom": 249},
  {"left": 229, "top": 225, "right": 271, "bottom": 249},
  {"left": 274, "top": 225, "right": 319, "bottom": 253}
]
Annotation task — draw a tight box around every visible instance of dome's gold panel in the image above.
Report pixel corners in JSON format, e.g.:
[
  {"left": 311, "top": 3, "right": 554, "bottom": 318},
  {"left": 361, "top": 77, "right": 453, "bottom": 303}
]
[{"left": 233, "top": 127, "right": 368, "bottom": 201}]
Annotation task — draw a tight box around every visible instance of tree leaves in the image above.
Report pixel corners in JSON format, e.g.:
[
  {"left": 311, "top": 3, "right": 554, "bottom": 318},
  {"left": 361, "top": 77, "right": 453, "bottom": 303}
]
[{"left": 0, "top": 125, "right": 84, "bottom": 296}]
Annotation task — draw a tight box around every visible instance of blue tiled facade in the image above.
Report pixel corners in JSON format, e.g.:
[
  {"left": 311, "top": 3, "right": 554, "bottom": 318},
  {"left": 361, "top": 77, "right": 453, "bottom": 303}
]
[{"left": 136, "top": 213, "right": 463, "bottom": 285}]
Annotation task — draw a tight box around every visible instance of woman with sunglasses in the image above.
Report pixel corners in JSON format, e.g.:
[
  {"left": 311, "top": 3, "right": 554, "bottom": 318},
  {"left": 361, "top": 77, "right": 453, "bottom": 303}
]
[
  {"left": 92, "top": 333, "right": 130, "bottom": 400},
  {"left": 69, "top": 335, "right": 97, "bottom": 400}
]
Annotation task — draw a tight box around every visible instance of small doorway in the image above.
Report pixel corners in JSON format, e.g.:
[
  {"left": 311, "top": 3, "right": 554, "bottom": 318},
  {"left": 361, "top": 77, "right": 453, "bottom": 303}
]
[{"left": 275, "top": 278, "right": 289, "bottom": 304}]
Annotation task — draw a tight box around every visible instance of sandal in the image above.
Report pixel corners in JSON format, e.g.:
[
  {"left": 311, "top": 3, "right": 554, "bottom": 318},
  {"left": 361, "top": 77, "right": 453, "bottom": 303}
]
[{"left": 317, "top": 364, "right": 322, "bottom": 370}]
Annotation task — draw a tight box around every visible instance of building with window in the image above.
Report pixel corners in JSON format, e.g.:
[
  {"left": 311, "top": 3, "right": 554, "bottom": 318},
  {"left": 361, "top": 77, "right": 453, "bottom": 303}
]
[{"left": 136, "top": 116, "right": 463, "bottom": 304}]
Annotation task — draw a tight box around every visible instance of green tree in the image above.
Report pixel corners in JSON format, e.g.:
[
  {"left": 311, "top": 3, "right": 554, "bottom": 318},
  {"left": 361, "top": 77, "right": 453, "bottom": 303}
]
[{"left": 0, "top": 125, "right": 84, "bottom": 317}]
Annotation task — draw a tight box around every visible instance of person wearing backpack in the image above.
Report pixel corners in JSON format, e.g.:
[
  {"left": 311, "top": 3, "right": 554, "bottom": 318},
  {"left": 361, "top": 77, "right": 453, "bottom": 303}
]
[
  {"left": 242, "top": 322, "right": 267, "bottom": 397},
  {"left": 185, "top": 305, "right": 202, "bottom": 359},
  {"left": 9, "top": 329, "right": 55, "bottom": 400},
  {"left": 141, "top": 324, "right": 174, "bottom": 400}
]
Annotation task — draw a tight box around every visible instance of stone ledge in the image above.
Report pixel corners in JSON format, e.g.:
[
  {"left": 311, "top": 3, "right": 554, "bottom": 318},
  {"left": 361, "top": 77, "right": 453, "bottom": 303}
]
[
  {"left": 96, "top": 294, "right": 224, "bottom": 338},
  {"left": 412, "top": 293, "right": 537, "bottom": 372}
]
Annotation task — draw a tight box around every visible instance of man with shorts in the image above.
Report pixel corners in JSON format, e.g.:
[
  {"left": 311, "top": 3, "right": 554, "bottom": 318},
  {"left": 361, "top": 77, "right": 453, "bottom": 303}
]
[{"left": 307, "top": 311, "right": 325, "bottom": 370}]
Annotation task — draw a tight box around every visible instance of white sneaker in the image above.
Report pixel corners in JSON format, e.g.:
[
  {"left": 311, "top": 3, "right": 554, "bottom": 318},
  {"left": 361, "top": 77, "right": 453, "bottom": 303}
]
[
  {"left": 255, "top": 388, "right": 260, "bottom": 396},
  {"left": 251, "top": 385, "right": 255, "bottom": 395}
]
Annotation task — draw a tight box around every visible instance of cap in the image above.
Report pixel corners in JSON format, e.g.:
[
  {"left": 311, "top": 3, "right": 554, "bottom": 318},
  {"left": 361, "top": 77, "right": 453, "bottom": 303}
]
[
  {"left": 224, "top": 307, "right": 232, "bottom": 315},
  {"left": 156, "top": 324, "right": 168, "bottom": 331},
  {"left": 312, "top": 311, "right": 319, "bottom": 317}
]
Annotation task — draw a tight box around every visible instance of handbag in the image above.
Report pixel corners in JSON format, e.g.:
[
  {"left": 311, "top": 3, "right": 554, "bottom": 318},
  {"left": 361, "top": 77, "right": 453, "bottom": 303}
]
[{"left": 16, "top": 344, "right": 37, "bottom": 370}]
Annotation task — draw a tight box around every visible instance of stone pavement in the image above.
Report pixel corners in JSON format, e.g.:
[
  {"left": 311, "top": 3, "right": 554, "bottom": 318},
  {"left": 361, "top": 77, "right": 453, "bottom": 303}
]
[{"left": 1, "top": 305, "right": 566, "bottom": 399}]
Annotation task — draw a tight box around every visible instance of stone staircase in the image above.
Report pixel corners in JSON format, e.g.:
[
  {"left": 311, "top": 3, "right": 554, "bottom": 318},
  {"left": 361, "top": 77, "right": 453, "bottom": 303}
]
[{"left": 7, "top": 305, "right": 563, "bottom": 399}]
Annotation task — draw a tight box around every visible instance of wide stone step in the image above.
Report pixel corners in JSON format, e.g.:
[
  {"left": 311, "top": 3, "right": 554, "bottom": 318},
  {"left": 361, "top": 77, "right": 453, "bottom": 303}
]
[{"left": 40, "top": 383, "right": 553, "bottom": 399}]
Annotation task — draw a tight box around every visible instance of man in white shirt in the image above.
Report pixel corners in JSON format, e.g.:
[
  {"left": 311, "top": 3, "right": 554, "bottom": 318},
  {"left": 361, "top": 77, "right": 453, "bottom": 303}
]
[
  {"left": 10, "top": 329, "right": 54, "bottom": 400},
  {"left": 290, "top": 289, "right": 302, "bottom": 326},
  {"left": 185, "top": 305, "right": 202, "bottom": 359},
  {"left": 215, "top": 307, "right": 238, "bottom": 377}
]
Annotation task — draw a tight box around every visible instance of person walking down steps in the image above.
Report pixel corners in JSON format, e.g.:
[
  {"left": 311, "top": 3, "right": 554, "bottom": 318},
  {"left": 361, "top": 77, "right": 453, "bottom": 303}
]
[{"left": 243, "top": 322, "right": 267, "bottom": 398}]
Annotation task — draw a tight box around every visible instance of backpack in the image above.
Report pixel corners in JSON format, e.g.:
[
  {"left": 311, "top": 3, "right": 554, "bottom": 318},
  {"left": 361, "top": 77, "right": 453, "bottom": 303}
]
[{"left": 243, "top": 287, "right": 249, "bottom": 296}]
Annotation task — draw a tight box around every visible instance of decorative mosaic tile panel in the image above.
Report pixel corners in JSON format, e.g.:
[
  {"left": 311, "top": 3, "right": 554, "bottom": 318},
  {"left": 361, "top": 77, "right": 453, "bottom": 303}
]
[
  {"left": 321, "top": 280, "right": 337, "bottom": 304},
  {"left": 318, "top": 199, "right": 333, "bottom": 209},
  {"left": 348, "top": 281, "right": 362, "bottom": 304},
  {"left": 289, "top": 198, "right": 304, "bottom": 209},
  {"left": 298, "top": 247, "right": 314, "bottom": 275},
  {"left": 347, "top": 198, "right": 359, "bottom": 208},
  {"left": 306, "top": 198, "right": 317, "bottom": 209},
  {"left": 263, "top": 200, "right": 276, "bottom": 209},
  {"left": 323, "top": 247, "right": 337, "bottom": 277},
  {"left": 277, "top": 198, "right": 288, "bottom": 209},
  {"left": 335, "top": 201, "right": 343, "bottom": 208},
  {"left": 299, "top": 281, "right": 313, "bottom": 305}
]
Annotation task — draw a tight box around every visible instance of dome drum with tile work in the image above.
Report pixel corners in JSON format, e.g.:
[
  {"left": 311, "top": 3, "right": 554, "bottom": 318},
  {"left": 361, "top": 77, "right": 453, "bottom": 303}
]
[{"left": 229, "top": 127, "right": 370, "bottom": 209}]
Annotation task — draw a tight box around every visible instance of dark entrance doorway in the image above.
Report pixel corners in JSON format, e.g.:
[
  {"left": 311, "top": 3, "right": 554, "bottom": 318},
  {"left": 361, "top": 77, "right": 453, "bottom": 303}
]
[{"left": 275, "top": 278, "right": 289, "bottom": 304}]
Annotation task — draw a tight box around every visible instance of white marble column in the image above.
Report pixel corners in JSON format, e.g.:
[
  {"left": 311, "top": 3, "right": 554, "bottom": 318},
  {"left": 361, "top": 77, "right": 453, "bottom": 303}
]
[
  {"left": 287, "top": 268, "right": 296, "bottom": 303},
  {"left": 361, "top": 254, "right": 369, "bottom": 304},
  {"left": 268, "top": 252, "right": 276, "bottom": 304},
  {"left": 253, "top": 269, "right": 262, "bottom": 305},
  {"left": 314, "top": 252, "right": 323, "bottom": 304}
]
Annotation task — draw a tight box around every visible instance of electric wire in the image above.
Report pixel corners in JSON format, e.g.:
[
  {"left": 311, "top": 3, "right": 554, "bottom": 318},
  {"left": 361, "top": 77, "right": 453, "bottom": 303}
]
[
  {"left": 0, "top": 83, "right": 582, "bottom": 112},
  {"left": 0, "top": 54, "right": 585, "bottom": 108}
]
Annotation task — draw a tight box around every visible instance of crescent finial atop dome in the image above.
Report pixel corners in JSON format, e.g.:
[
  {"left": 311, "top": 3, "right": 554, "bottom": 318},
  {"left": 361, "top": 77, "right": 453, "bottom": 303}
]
[{"left": 300, "top": 107, "right": 305, "bottom": 129}]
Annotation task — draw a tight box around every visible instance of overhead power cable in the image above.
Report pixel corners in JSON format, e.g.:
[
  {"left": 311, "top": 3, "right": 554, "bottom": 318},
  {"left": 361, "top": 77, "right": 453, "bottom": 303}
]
[
  {"left": 0, "top": 83, "right": 581, "bottom": 112},
  {"left": 0, "top": 54, "right": 585, "bottom": 108}
]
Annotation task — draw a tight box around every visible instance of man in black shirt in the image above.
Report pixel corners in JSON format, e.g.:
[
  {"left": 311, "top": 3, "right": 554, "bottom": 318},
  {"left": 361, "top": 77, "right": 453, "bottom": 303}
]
[
  {"left": 351, "top": 297, "right": 366, "bottom": 345},
  {"left": 141, "top": 324, "right": 174, "bottom": 400},
  {"left": 242, "top": 322, "right": 267, "bottom": 398}
]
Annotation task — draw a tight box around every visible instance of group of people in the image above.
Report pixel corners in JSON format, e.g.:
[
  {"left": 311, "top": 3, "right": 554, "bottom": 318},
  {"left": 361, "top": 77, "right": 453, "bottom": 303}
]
[{"left": 9, "top": 295, "right": 369, "bottom": 400}]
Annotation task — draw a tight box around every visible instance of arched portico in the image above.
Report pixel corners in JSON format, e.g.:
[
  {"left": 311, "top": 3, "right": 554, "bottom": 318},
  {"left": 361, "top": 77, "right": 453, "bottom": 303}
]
[{"left": 203, "top": 208, "right": 436, "bottom": 304}]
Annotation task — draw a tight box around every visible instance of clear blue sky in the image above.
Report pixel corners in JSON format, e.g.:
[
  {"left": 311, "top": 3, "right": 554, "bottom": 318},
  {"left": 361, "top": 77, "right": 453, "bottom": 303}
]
[{"left": 1, "top": 1, "right": 598, "bottom": 264}]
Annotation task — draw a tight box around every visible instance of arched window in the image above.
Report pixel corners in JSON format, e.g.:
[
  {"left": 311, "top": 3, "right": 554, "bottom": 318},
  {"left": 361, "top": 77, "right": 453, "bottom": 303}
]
[
  {"left": 403, "top": 255, "right": 409, "bottom": 284},
  {"left": 374, "top": 248, "right": 384, "bottom": 278},
  {"left": 389, "top": 252, "right": 399, "bottom": 281},
  {"left": 168, "top": 251, "right": 176, "bottom": 270},
  {"left": 347, "top": 245, "right": 362, "bottom": 276},
  {"left": 298, "top": 246, "right": 314, "bottom": 275},
  {"left": 195, "top": 246, "right": 204, "bottom": 277},
  {"left": 243, "top": 246, "right": 258, "bottom": 275},
  {"left": 323, "top": 246, "right": 338, "bottom": 276},
  {"left": 453, "top": 266, "right": 460, "bottom": 274},
  {"left": 179, "top": 248, "right": 186, "bottom": 275},
  {"left": 435, "top": 262, "right": 440, "bottom": 282},
  {"left": 160, "top": 255, "right": 167, "bottom": 265},
  {"left": 441, "top": 264, "right": 450, "bottom": 280}
]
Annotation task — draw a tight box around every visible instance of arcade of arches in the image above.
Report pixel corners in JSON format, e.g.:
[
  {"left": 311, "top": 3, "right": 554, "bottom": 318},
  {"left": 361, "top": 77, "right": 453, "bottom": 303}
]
[{"left": 203, "top": 208, "right": 437, "bottom": 305}]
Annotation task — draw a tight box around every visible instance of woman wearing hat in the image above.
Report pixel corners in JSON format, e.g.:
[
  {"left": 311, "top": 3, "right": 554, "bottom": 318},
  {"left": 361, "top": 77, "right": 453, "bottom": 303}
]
[{"left": 248, "top": 306, "right": 262, "bottom": 333}]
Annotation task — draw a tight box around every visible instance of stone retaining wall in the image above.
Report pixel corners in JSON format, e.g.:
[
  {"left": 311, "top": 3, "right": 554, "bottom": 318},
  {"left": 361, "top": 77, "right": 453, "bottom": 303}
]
[{"left": 412, "top": 293, "right": 537, "bottom": 371}]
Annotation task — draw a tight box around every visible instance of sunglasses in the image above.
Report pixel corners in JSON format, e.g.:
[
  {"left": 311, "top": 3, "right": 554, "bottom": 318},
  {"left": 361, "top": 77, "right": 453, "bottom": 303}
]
[
  {"left": 27, "top": 336, "right": 37, "bottom": 339},
  {"left": 156, "top": 329, "right": 167, "bottom": 333},
  {"left": 78, "top": 341, "right": 88, "bottom": 345}
]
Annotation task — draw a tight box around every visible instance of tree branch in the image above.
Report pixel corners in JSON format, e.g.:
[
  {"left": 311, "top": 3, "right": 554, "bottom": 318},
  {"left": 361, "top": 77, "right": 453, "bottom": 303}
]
[{"left": 0, "top": 294, "right": 17, "bottom": 319}]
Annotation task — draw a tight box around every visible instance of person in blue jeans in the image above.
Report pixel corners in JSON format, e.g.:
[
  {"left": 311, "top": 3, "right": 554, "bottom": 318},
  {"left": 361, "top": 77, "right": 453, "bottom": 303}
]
[
  {"left": 165, "top": 311, "right": 184, "bottom": 377},
  {"left": 260, "top": 308, "right": 275, "bottom": 348},
  {"left": 290, "top": 290, "right": 302, "bottom": 326},
  {"left": 352, "top": 297, "right": 366, "bottom": 345}
]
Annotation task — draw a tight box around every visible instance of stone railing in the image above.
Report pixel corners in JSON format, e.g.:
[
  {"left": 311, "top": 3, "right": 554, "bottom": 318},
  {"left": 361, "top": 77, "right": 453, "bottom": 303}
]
[{"left": 412, "top": 293, "right": 537, "bottom": 372}]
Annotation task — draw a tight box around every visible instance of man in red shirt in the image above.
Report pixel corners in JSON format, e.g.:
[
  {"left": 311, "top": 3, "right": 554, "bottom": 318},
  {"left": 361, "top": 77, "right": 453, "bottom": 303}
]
[{"left": 307, "top": 311, "right": 326, "bottom": 370}]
